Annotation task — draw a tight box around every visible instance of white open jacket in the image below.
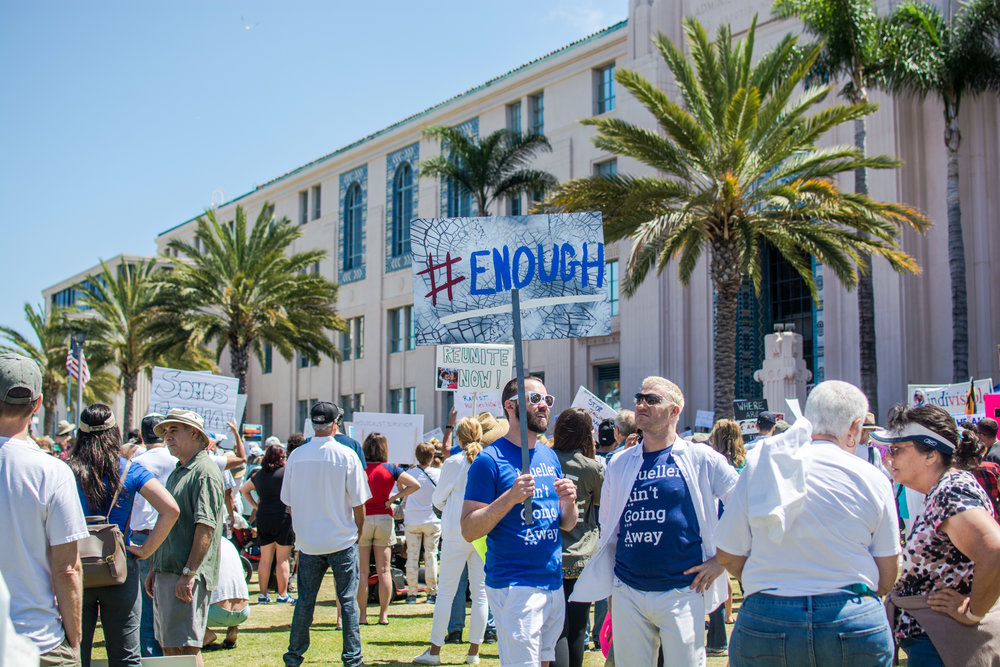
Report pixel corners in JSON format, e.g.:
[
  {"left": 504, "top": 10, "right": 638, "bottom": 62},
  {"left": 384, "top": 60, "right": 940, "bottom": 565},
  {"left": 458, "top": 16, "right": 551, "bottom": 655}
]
[{"left": 569, "top": 437, "right": 739, "bottom": 613}]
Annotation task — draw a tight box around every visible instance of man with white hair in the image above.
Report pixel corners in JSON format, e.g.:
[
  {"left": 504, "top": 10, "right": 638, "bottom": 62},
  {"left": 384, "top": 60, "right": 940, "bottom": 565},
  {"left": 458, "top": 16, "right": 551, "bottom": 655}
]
[
  {"left": 570, "top": 376, "right": 739, "bottom": 665},
  {"left": 715, "top": 380, "right": 900, "bottom": 666}
]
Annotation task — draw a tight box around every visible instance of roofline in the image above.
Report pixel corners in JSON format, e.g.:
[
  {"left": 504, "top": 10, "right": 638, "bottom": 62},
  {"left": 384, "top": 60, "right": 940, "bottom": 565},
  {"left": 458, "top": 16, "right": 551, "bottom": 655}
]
[
  {"left": 158, "top": 18, "right": 628, "bottom": 238},
  {"left": 41, "top": 253, "right": 159, "bottom": 296}
]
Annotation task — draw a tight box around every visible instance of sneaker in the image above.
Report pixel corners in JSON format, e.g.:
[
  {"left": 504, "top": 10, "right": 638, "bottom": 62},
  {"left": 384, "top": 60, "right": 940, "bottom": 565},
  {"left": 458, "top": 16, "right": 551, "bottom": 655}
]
[
  {"left": 465, "top": 655, "right": 480, "bottom": 665},
  {"left": 482, "top": 628, "right": 497, "bottom": 644},
  {"left": 276, "top": 595, "right": 296, "bottom": 604},
  {"left": 257, "top": 594, "right": 272, "bottom": 604},
  {"left": 706, "top": 647, "right": 728, "bottom": 656},
  {"left": 406, "top": 595, "right": 417, "bottom": 604},
  {"left": 444, "top": 630, "right": 463, "bottom": 644},
  {"left": 426, "top": 594, "right": 437, "bottom": 604},
  {"left": 412, "top": 648, "right": 441, "bottom": 665}
]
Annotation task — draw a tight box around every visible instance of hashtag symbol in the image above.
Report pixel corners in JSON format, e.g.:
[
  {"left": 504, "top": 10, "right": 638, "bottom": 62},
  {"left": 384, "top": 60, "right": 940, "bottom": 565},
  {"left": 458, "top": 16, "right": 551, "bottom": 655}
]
[{"left": 418, "top": 252, "right": 466, "bottom": 306}]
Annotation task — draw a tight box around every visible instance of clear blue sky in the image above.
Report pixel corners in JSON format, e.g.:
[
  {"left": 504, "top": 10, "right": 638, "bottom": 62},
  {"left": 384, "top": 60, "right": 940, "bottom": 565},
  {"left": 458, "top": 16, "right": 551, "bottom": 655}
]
[{"left": 0, "top": 0, "right": 626, "bottom": 337}]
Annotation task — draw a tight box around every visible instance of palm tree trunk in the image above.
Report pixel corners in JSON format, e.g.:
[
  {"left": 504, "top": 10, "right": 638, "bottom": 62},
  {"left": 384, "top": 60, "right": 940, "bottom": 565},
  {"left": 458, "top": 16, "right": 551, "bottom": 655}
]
[
  {"left": 854, "top": 116, "right": 878, "bottom": 416},
  {"left": 43, "top": 398, "right": 57, "bottom": 437},
  {"left": 230, "top": 344, "right": 249, "bottom": 395},
  {"left": 944, "top": 95, "right": 968, "bottom": 382},
  {"left": 712, "top": 241, "right": 742, "bottom": 419},
  {"left": 122, "top": 371, "right": 138, "bottom": 432}
]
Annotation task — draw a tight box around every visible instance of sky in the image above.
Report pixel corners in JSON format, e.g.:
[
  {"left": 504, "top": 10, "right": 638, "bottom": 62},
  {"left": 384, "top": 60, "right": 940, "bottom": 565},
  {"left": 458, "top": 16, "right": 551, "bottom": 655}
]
[{"left": 0, "top": 0, "right": 627, "bottom": 338}]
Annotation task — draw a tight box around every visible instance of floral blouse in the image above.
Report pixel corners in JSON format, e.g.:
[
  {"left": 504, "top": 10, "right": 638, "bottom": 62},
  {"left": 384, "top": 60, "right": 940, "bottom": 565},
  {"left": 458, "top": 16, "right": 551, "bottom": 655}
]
[{"left": 892, "top": 470, "right": 994, "bottom": 641}]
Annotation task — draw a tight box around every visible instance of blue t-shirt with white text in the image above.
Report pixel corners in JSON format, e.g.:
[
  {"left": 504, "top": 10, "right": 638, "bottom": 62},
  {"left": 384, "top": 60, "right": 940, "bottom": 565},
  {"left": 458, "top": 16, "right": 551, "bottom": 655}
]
[
  {"left": 464, "top": 437, "right": 563, "bottom": 590},
  {"left": 615, "top": 446, "right": 702, "bottom": 591}
]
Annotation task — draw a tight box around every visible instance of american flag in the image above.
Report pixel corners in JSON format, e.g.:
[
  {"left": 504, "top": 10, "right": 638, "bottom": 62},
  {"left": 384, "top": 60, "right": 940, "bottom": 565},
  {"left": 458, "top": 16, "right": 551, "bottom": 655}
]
[{"left": 65, "top": 340, "right": 91, "bottom": 384}]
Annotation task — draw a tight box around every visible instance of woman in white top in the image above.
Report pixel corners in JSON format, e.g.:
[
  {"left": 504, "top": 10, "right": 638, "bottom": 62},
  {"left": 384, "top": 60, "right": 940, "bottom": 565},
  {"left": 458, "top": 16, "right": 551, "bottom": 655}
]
[
  {"left": 403, "top": 442, "right": 442, "bottom": 604},
  {"left": 412, "top": 417, "right": 488, "bottom": 666}
]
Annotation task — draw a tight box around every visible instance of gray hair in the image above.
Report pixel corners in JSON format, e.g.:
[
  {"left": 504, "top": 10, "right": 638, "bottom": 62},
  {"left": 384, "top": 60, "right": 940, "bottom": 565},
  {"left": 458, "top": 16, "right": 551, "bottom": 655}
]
[
  {"left": 804, "top": 380, "right": 869, "bottom": 439},
  {"left": 614, "top": 409, "right": 636, "bottom": 437}
]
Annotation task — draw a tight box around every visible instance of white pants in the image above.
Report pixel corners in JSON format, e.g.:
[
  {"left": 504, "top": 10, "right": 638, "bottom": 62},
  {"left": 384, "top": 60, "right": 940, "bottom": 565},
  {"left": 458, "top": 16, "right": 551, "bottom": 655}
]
[
  {"left": 405, "top": 521, "right": 440, "bottom": 595},
  {"left": 430, "top": 538, "right": 488, "bottom": 646},
  {"left": 611, "top": 578, "right": 706, "bottom": 667},
  {"left": 486, "top": 585, "right": 564, "bottom": 667}
]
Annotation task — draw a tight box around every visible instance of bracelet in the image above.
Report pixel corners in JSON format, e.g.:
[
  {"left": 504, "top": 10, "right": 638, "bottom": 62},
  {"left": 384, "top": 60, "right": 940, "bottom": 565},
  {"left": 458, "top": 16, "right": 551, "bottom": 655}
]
[
  {"left": 444, "top": 425, "right": 453, "bottom": 430},
  {"left": 965, "top": 608, "right": 985, "bottom": 623}
]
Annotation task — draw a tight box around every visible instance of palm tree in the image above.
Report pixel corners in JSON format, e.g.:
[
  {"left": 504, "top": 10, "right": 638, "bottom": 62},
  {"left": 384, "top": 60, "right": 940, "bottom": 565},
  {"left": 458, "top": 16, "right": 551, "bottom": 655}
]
[
  {"left": 877, "top": 0, "right": 1000, "bottom": 381},
  {"left": 542, "top": 16, "right": 928, "bottom": 418},
  {"left": 0, "top": 303, "right": 115, "bottom": 435},
  {"left": 75, "top": 258, "right": 213, "bottom": 431},
  {"left": 419, "top": 126, "right": 557, "bottom": 216},
  {"left": 151, "top": 203, "right": 347, "bottom": 395},
  {"left": 773, "top": 0, "right": 886, "bottom": 414}
]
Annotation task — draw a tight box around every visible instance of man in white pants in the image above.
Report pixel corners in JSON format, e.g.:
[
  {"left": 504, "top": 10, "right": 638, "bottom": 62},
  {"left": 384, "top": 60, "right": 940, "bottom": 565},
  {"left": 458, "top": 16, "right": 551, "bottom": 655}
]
[{"left": 570, "top": 376, "right": 738, "bottom": 665}]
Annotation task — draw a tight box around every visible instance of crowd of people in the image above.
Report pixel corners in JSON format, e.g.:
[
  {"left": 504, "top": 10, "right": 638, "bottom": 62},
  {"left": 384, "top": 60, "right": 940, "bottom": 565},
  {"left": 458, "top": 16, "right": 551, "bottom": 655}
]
[{"left": 3, "top": 348, "right": 1000, "bottom": 666}]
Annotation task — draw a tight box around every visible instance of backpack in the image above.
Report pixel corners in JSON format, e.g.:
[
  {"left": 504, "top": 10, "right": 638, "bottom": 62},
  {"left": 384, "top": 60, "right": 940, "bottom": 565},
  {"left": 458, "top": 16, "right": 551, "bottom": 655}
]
[{"left": 79, "top": 459, "right": 131, "bottom": 588}]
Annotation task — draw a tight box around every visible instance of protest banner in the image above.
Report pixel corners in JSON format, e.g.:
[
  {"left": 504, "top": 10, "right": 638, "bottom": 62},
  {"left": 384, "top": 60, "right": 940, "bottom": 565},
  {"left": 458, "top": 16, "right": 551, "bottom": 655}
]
[
  {"left": 733, "top": 399, "right": 769, "bottom": 422},
  {"left": 435, "top": 343, "right": 514, "bottom": 392},
  {"left": 570, "top": 387, "right": 617, "bottom": 431},
  {"left": 908, "top": 379, "right": 994, "bottom": 414},
  {"left": 455, "top": 391, "right": 504, "bottom": 419},
  {"left": 410, "top": 213, "right": 610, "bottom": 344},
  {"left": 985, "top": 394, "right": 1000, "bottom": 420},
  {"left": 351, "top": 412, "right": 424, "bottom": 465},
  {"left": 955, "top": 413, "right": 987, "bottom": 427},
  {"left": 149, "top": 366, "right": 240, "bottom": 433},
  {"left": 694, "top": 410, "right": 715, "bottom": 430}
]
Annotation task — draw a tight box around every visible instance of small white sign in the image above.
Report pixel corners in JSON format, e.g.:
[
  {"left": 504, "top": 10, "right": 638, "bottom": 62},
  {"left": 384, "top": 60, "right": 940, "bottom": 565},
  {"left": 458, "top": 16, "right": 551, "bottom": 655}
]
[
  {"left": 570, "top": 386, "right": 618, "bottom": 431},
  {"left": 694, "top": 410, "right": 715, "bottom": 430},
  {"left": 351, "top": 412, "right": 425, "bottom": 465},
  {"left": 435, "top": 343, "right": 514, "bottom": 392},
  {"left": 455, "top": 391, "right": 504, "bottom": 419}
]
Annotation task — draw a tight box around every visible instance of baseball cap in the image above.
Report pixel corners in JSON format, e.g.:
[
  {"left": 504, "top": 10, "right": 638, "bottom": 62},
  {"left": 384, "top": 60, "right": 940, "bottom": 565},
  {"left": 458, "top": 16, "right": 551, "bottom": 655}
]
[
  {"left": 0, "top": 353, "right": 42, "bottom": 405},
  {"left": 310, "top": 401, "right": 341, "bottom": 425},
  {"left": 140, "top": 413, "right": 165, "bottom": 443},
  {"left": 597, "top": 418, "right": 616, "bottom": 448},
  {"left": 756, "top": 411, "right": 777, "bottom": 429}
]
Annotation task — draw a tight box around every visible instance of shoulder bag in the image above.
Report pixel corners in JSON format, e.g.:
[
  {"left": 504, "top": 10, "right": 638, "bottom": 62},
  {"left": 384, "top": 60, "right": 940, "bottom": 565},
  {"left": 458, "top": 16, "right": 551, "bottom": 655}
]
[{"left": 80, "top": 459, "right": 132, "bottom": 588}]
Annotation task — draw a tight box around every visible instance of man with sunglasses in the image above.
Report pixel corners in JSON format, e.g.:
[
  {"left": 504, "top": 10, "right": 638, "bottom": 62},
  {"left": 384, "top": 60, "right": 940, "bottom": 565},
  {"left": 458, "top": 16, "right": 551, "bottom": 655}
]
[
  {"left": 570, "top": 376, "right": 739, "bottom": 665},
  {"left": 461, "top": 376, "right": 578, "bottom": 667}
]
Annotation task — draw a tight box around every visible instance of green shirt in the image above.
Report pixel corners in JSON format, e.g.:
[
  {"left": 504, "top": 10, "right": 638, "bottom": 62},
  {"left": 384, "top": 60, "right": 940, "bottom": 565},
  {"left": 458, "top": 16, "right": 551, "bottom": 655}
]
[{"left": 152, "top": 449, "right": 225, "bottom": 590}]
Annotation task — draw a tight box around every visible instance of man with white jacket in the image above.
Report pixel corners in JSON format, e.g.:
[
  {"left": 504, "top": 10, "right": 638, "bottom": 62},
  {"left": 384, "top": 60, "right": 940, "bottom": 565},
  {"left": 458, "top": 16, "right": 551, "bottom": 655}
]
[{"left": 570, "top": 376, "right": 738, "bottom": 666}]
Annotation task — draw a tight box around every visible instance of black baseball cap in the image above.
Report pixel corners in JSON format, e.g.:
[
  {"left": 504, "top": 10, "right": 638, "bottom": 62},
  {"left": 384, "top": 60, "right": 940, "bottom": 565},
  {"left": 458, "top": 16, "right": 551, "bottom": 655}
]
[
  {"left": 310, "top": 401, "right": 342, "bottom": 425},
  {"left": 140, "top": 413, "right": 165, "bottom": 444},
  {"left": 597, "top": 418, "right": 616, "bottom": 448},
  {"left": 757, "top": 411, "right": 777, "bottom": 429}
]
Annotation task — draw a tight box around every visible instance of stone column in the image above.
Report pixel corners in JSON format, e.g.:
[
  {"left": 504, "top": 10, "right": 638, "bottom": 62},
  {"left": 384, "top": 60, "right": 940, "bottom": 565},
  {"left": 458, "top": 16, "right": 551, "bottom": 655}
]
[{"left": 754, "top": 332, "right": 812, "bottom": 417}]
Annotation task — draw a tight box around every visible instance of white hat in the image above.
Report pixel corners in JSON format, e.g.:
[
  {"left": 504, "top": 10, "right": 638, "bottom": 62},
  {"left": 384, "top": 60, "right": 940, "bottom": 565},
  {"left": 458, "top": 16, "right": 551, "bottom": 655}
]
[{"left": 265, "top": 435, "right": 284, "bottom": 449}]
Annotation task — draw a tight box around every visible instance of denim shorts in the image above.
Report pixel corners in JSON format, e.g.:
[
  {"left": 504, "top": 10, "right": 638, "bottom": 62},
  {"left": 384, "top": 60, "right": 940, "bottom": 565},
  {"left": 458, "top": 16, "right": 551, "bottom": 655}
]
[{"left": 730, "top": 591, "right": 893, "bottom": 666}]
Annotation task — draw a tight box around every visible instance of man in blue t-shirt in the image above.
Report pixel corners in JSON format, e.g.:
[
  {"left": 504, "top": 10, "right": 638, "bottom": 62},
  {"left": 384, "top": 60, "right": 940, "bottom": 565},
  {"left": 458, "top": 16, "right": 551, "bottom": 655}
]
[{"left": 462, "top": 376, "right": 578, "bottom": 667}]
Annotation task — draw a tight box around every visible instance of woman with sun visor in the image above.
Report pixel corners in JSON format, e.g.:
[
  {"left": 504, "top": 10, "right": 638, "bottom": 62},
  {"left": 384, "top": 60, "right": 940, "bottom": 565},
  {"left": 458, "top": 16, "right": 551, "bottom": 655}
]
[{"left": 872, "top": 403, "right": 1000, "bottom": 665}]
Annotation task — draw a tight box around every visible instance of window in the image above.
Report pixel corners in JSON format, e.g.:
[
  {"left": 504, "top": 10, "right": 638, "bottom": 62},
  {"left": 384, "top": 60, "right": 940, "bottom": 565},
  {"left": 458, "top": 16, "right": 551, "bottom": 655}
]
[
  {"left": 227, "top": 219, "right": 235, "bottom": 235},
  {"left": 298, "top": 190, "right": 309, "bottom": 225},
  {"left": 607, "top": 259, "right": 620, "bottom": 317},
  {"left": 262, "top": 204, "right": 275, "bottom": 222},
  {"left": 297, "top": 400, "right": 309, "bottom": 430},
  {"left": 341, "top": 316, "right": 364, "bottom": 360},
  {"left": 595, "top": 364, "right": 621, "bottom": 409},
  {"left": 260, "top": 403, "right": 273, "bottom": 441},
  {"left": 595, "top": 159, "right": 618, "bottom": 177},
  {"left": 343, "top": 183, "right": 363, "bottom": 270},
  {"left": 389, "top": 306, "right": 415, "bottom": 353},
  {"left": 507, "top": 101, "right": 522, "bottom": 135},
  {"left": 340, "top": 394, "right": 364, "bottom": 421},
  {"left": 509, "top": 195, "right": 522, "bottom": 216},
  {"left": 531, "top": 188, "right": 545, "bottom": 205},
  {"left": 263, "top": 343, "right": 273, "bottom": 374},
  {"left": 311, "top": 185, "right": 322, "bottom": 220},
  {"left": 405, "top": 387, "right": 416, "bottom": 414},
  {"left": 447, "top": 179, "right": 473, "bottom": 217},
  {"left": 596, "top": 64, "right": 616, "bottom": 114},
  {"left": 530, "top": 92, "right": 544, "bottom": 135},
  {"left": 392, "top": 163, "right": 414, "bottom": 257},
  {"left": 312, "top": 261, "right": 320, "bottom": 275},
  {"left": 298, "top": 352, "right": 311, "bottom": 369},
  {"left": 52, "top": 288, "right": 77, "bottom": 309},
  {"left": 388, "top": 389, "right": 403, "bottom": 414}
]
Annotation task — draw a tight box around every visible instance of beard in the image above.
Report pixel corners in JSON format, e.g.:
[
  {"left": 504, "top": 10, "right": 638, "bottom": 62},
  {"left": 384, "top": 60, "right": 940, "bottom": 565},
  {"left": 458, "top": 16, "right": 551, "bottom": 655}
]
[{"left": 527, "top": 410, "right": 548, "bottom": 433}]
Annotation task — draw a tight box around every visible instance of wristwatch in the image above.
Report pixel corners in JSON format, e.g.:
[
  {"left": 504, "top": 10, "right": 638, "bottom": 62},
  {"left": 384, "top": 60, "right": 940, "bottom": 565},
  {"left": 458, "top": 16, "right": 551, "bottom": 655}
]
[{"left": 181, "top": 566, "right": 194, "bottom": 576}]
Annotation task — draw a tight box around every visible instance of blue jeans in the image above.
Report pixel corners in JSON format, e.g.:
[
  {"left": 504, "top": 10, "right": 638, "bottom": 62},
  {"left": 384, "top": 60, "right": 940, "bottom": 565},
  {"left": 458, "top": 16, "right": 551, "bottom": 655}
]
[
  {"left": 131, "top": 532, "right": 162, "bottom": 658},
  {"left": 81, "top": 556, "right": 141, "bottom": 667},
  {"left": 899, "top": 634, "right": 945, "bottom": 666},
  {"left": 284, "top": 546, "right": 363, "bottom": 667},
  {"left": 448, "top": 565, "right": 470, "bottom": 633},
  {"left": 731, "top": 592, "right": 893, "bottom": 666}
]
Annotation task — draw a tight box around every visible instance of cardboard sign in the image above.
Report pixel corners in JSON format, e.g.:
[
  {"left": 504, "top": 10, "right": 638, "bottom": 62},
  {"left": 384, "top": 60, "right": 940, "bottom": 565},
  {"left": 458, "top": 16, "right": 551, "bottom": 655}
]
[
  {"left": 908, "top": 379, "right": 994, "bottom": 414},
  {"left": 694, "top": 410, "right": 715, "bottom": 430},
  {"left": 350, "top": 412, "right": 424, "bottom": 465},
  {"left": 149, "top": 367, "right": 240, "bottom": 433},
  {"left": 435, "top": 343, "right": 514, "bottom": 392},
  {"left": 570, "top": 386, "right": 618, "bottom": 431},
  {"left": 422, "top": 427, "right": 445, "bottom": 443},
  {"left": 733, "top": 398, "right": 769, "bottom": 422},
  {"left": 411, "top": 213, "right": 610, "bottom": 344},
  {"left": 455, "top": 391, "right": 504, "bottom": 419}
]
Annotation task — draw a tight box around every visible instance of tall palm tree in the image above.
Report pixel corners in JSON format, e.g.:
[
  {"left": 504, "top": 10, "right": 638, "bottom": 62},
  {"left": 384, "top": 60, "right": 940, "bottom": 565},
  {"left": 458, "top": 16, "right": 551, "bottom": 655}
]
[
  {"left": 0, "top": 303, "right": 115, "bottom": 435},
  {"left": 877, "top": 0, "right": 1000, "bottom": 381},
  {"left": 542, "top": 16, "right": 928, "bottom": 418},
  {"left": 773, "top": 0, "right": 886, "bottom": 414},
  {"left": 75, "top": 258, "right": 213, "bottom": 431},
  {"left": 151, "top": 203, "right": 347, "bottom": 395},
  {"left": 419, "top": 126, "right": 557, "bottom": 216}
]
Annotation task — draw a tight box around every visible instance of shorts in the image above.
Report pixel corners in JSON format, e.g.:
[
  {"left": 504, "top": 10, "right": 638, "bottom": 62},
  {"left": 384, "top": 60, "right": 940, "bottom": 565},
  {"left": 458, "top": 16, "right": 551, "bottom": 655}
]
[
  {"left": 257, "top": 512, "right": 295, "bottom": 547},
  {"left": 359, "top": 514, "right": 397, "bottom": 547},
  {"left": 153, "top": 572, "right": 211, "bottom": 648},
  {"left": 486, "top": 585, "right": 565, "bottom": 666},
  {"left": 207, "top": 602, "right": 250, "bottom": 628}
]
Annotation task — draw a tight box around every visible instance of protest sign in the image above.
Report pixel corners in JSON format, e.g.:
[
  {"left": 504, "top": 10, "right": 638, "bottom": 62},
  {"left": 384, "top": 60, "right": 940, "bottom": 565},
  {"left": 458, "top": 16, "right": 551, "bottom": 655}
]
[
  {"left": 695, "top": 410, "right": 715, "bottom": 430},
  {"left": 955, "top": 413, "right": 987, "bottom": 427},
  {"left": 733, "top": 399, "right": 769, "bottom": 422},
  {"left": 435, "top": 343, "right": 514, "bottom": 392},
  {"left": 149, "top": 367, "right": 240, "bottom": 433},
  {"left": 908, "top": 379, "right": 994, "bottom": 414},
  {"left": 570, "top": 386, "right": 618, "bottom": 431},
  {"left": 242, "top": 423, "right": 262, "bottom": 442},
  {"left": 455, "top": 391, "right": 504, "bottom": 419},
  {"left": 235, "top": 394, "right": 247, "bottom": 424},
  {"left": 351, "top": 412, "right": 424, "bottom": 465},
  {"left": 985, "top": 394, "right": 1000, "bottom": 420},
  {"left": 410, "top": 213, "right": 610, "bottom": 344},
  {"left": 786, "top": 398, "right": 803, "bottom": 421},
  {"left": 423, "top": 427, "right": 445, "bottom": 443}
]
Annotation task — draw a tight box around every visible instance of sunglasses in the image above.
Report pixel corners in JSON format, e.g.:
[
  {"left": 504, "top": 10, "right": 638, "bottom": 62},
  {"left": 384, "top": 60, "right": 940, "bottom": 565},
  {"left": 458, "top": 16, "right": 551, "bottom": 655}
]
[
  {"left": 634, "top": 392, "right": 673, "bottom": 407},
  {"left": 510, "top": 392, "right": 555, "bottom": 407},
  {"left": 887, "top": 444, "right": 915, "bottom": 457}
]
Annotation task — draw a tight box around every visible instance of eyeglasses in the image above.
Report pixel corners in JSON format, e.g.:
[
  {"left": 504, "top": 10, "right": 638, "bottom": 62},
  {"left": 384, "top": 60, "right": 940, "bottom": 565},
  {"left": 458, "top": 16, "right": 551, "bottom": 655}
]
[
  {"left": 511, "top": 392, "right": 555, "bottom": 407},
  {"left": 887, "top": 444, "right": 915, "bottom": 457},
  {"left": 634, "top": 392, "right": 674, "bottom": 407}
]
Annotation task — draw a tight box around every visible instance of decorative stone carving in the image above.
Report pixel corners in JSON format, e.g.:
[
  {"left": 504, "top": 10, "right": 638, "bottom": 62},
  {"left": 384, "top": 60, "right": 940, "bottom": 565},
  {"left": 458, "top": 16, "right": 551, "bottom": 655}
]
[{"left": 754, "top": 332, "right": 812, "bottom": 416}]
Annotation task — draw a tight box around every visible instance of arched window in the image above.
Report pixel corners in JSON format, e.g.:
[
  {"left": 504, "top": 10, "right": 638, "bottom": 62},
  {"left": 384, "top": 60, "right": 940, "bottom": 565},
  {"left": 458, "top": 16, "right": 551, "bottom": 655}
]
[
  {"left": 392, "top": 163, "right": 413, "bottom": 257},
  {"left": 343, "top": 183, "right": 363, "bottom": 269}
]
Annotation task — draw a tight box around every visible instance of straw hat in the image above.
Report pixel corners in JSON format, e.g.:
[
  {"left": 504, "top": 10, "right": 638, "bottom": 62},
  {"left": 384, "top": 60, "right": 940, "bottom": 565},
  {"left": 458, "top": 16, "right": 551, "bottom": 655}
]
[
  {"left": 477, "top": 412, "right": 509, "bottom": 445},
  {"left": 153, "top": 409, "right": 210, "bottom": 446}
]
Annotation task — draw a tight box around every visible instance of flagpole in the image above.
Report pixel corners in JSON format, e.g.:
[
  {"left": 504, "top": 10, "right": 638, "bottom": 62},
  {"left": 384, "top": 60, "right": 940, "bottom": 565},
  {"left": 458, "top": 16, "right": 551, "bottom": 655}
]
[{"left": 74, "top": 334, "right": 84, "bottom": 427}]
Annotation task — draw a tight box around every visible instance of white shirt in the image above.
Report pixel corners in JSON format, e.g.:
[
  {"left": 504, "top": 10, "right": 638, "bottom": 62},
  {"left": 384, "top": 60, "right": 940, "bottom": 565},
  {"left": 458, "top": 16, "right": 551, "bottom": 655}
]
[
  {"left": 281, "top": 435, "right": 371, "bottom": 555},
  {"left": 433, "top": 453, "right": 472, "bottom": 541},
  {"left": 210, "top": 537, "right": 249, "bottom": 604},
  {"left": 715, "top": 439, "right": 901, "bottom": 597},
  {"left": 129, "top": 446, "right": 178, "bottom": 532},
  {"left": 404, "top": 466, "right": 441, "bottom": 527},
  {"left": 0, "top": 437, "right": 89, "bottom": 652}
]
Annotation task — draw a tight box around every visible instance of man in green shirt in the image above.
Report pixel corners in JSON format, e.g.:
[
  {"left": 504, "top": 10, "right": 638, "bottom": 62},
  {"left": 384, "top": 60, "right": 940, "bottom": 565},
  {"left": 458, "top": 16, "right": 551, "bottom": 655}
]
[{"left": 146, "top": 409, "right": 224, "bottom": 667}]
